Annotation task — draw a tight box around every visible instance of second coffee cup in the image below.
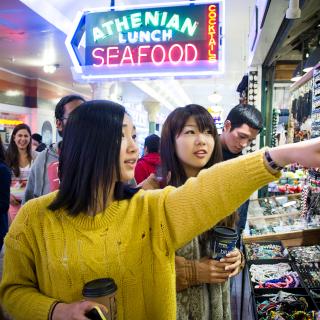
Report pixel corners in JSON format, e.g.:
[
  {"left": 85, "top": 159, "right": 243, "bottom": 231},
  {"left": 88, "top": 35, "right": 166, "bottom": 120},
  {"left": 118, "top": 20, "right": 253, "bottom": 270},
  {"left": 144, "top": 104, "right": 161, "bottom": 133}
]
[
  {"left": 83, "top": 278, "right": 117, "bottom": 320},
  {"left": 210, "top": 226, "right": 238, "bottom": 260}
]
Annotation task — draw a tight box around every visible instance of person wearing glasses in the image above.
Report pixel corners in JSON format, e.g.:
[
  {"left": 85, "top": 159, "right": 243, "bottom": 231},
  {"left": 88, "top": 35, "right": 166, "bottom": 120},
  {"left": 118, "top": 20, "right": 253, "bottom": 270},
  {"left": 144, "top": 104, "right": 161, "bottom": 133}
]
[{"left": 23, "top": 95, "right": 85, "bottom": 203}]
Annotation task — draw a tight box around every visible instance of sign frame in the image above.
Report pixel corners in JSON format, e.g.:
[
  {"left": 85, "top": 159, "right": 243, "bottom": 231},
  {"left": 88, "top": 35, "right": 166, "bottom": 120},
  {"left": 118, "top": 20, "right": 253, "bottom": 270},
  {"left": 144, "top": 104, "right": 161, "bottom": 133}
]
[{"left": 65, "top": 0, "right": 224, "bottom": 81}]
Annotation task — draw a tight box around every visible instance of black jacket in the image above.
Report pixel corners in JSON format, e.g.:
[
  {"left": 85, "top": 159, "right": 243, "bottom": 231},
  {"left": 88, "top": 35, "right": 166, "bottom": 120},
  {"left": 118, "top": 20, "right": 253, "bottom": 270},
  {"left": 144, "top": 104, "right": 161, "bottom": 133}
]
[{"left": 0, "top": 161, "right": 10, "bottom": 215}]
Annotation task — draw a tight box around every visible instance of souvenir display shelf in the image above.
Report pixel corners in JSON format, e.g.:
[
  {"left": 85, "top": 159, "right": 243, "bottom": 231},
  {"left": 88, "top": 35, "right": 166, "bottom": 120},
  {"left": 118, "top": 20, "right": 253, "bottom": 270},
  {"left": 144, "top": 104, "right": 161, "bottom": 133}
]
[
  {"left": 243, "top": 193, "right": 320, "bottom": 246},
  {"left": 243, "top": 242, "right": 320, "bottom": 319},
  {"left": 267, "top": 164, "right": 308, "bottom": 195},
  {"left": 242, "top": 60, "right": 320, "bottom": 320},
  {"left": 311, "top": 63, "right": 320, "bottom": 139}
]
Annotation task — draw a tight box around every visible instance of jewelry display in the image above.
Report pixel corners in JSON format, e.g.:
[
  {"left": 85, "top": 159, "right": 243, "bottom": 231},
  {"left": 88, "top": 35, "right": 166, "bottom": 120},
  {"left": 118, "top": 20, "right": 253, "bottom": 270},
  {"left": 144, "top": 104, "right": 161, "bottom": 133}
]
[
  {"left": 246, "top": 243, "right": 287, "bottom": 260},
  {"left": 250, "top": 263, "right": 293, "bottom": 283},
  {"left": 288, "top": 245, "right": 320, "bottom": 263},
  {"left": 256, "top": 290, "right": 319, "bottom": 320},
  {"left": 245, "top": 243, "right": 320, "bottom": 318},
  {"left": 295, "top": 263, "right": 320, "bottom": 288}
]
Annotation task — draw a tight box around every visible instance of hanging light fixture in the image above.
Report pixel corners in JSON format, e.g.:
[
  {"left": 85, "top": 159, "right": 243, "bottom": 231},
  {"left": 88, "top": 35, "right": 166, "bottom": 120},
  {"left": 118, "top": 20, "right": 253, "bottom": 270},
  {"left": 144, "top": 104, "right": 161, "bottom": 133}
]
[
  {"left": 208, "top": 91, "right": 222, "bottom": 103},
  {"left": 285, "top": 0, "right": 301, "bottom": 19}
]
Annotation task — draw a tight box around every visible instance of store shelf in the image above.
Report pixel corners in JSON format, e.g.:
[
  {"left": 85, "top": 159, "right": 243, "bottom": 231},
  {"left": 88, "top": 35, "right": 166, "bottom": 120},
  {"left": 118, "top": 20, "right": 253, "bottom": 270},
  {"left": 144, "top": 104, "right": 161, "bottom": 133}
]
[
  {"left": 248, "top": 211, "right": 300, "bottom": 221},
  {"left": 244, "top": 228, "right": 320, "bottom": 247}
]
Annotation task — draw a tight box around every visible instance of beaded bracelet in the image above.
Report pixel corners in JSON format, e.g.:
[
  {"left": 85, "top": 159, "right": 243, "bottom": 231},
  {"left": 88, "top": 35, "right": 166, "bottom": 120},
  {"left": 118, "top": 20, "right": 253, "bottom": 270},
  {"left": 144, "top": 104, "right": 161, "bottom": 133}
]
[
  {"left": 49, "top": 301, "right": 61, "bottom": 320},
  {"left": 264, "top": 150, "right": 284, "bottom": 171}
]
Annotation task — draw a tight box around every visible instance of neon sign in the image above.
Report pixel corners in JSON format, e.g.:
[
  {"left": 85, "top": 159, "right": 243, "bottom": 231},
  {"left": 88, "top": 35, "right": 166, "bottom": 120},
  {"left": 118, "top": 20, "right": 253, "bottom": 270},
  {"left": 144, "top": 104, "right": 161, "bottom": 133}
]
[
  {"left": 208, "top": 4, "right": 218, "bottom": 62},
  {"left": 66, "top": 1, "right": 223, "bottom": 81},
  {"left": 91, "top": 43, "right": 198, "bottom": 67},
  {"left": 92, "top": 12, "right": 198, "bottom": 40}
]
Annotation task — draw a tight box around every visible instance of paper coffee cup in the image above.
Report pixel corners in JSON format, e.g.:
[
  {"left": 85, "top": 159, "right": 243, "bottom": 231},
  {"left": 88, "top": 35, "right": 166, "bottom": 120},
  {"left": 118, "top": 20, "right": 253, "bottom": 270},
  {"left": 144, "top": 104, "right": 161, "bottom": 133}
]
[
  {"left": 83, "top": 278, "right": 117, "bottom": 320},
  {"left": 210, "top": 226, "right": 238, "bottom": 260}
]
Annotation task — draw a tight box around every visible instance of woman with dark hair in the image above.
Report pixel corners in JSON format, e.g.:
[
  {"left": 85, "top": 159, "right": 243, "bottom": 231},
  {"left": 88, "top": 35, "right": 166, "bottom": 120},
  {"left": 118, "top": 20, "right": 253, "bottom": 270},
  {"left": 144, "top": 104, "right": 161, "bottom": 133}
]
[
  {"left": 0, "top": 100, "right": 320, "bottom": 320},
  {"left": 5, "top": 123, "right": 37, "bottom": 223},
  {"left": 145, "top": 104, "right": 242, "bottom": 319},
  {"left": 0, "top": 135, "right": 10, "bottom": 252}
]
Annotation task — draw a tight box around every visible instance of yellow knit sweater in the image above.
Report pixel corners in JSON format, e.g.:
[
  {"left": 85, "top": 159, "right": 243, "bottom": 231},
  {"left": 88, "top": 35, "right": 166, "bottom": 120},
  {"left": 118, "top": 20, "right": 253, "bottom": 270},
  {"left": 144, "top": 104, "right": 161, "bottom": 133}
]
[{"left": 0, "top": 150, "right": 279, "bottom": 320}]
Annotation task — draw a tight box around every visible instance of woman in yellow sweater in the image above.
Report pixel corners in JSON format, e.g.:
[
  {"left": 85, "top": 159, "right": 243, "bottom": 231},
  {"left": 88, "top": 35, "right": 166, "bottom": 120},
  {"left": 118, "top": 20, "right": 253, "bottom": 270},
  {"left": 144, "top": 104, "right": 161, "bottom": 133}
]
[{"left": 0, "top": 100, "right": 320, "bottom": 320}]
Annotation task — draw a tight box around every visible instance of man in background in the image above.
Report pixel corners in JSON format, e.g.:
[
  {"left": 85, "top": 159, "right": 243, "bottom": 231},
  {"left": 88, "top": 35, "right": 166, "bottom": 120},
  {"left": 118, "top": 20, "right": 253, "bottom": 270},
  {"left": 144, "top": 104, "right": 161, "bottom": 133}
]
[
  {"left": 23, "top": 95, "right": 85, "bottom": 203},
  {"left": 31, "top": 133, "right": 46, "bottom": 152},
  {"left": 220, "top": 104, "right": 263, "bottom": 238},
  {"left": 135, "top": 134, "right": 160, "bottom": 184}
]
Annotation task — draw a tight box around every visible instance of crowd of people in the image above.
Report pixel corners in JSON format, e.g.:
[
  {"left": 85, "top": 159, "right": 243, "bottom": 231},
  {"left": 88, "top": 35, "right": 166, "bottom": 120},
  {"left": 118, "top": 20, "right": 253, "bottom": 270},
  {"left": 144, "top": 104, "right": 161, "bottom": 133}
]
[{"left": 0, "top": 97, "right": 320, "bottom": 320}]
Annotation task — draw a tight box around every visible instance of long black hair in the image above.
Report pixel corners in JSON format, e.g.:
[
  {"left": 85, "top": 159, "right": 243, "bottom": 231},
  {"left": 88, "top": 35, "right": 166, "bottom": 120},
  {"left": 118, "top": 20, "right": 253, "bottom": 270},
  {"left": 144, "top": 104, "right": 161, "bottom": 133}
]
[
  {"left": 49, "top": 100, "right": 129, "bottom": 216},
  {"left": 160, "top": 104, "right": 223, "bottom": 187},
  {"left": 6, "top": 123, "right": 32, "bottom": 176}
]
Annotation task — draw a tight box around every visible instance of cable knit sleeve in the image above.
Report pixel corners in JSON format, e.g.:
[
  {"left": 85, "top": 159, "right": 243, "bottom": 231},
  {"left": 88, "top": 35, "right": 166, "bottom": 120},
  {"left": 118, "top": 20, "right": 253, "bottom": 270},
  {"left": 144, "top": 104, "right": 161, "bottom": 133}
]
[
  {"left": 162, "top": 150, "right": 280, "bottom": 251},
  {"left": 0, "top": 203, "right": 58, "bottom": 320}
]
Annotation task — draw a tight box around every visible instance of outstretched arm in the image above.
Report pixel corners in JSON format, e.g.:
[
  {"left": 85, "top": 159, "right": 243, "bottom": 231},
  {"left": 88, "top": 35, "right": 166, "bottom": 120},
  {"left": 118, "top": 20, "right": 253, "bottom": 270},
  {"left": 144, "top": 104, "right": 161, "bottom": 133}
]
[
  {"left": 269, "top": 138, "right": 320, "bottom": 169},
  {"left": 161, "top": 138, "right": 320, "bottom": 251}
]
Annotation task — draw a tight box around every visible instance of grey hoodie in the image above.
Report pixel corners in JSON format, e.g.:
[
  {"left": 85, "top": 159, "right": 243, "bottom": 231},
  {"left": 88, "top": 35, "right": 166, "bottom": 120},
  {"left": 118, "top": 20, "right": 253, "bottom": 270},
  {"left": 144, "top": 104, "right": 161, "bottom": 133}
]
[{"left": 23, "top": 143, "right": 59, "bottom": 204}]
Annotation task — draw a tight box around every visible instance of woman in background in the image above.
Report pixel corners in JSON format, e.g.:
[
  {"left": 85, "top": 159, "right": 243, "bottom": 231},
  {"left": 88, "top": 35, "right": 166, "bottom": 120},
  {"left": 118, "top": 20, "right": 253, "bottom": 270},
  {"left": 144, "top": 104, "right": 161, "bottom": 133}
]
[
  {"left": 0, "top": 136, "right": 10, "bottom": 251},
  {"left": 5, "top": 124, "right": 37, "bottom": 223}
]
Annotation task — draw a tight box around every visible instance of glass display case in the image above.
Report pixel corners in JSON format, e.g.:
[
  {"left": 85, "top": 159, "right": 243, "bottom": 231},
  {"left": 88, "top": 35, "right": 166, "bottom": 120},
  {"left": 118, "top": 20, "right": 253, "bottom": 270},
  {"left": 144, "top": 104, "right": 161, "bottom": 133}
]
[{"left": 243, "top": 193, "right": 320, "bottom": 242}]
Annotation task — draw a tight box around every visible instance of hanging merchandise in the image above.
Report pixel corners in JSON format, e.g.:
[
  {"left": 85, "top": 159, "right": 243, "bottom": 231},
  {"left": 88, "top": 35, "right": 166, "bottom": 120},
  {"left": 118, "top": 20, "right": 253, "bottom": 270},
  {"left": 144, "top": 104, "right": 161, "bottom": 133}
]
[
  {"left": 248, "top": 71, "right": 258, "bottom": 106},
  {"left": 311, "top": 64, "right": 320, "bottom": 138},
  {"left": 290, "top": 78, "right": 313, "bottom": 142},
  {"left": 312, "top": 65, "right": 320, "bottom": 109},
  {"left": 271, "top": 109, "right": 280, "bottom": 147},
  {"left": 300, "top": 168, "right": 320, "bottom": 225},
  {"left": 311, "top": 108, "right": 320, "bottom": 138}
]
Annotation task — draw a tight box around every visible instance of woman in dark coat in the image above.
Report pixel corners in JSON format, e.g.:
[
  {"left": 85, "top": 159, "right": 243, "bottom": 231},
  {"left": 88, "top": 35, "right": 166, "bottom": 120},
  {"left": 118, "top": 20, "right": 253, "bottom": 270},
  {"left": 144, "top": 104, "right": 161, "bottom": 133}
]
[{"left": 0, "top": 136, "right": 10, "bottom": 251}]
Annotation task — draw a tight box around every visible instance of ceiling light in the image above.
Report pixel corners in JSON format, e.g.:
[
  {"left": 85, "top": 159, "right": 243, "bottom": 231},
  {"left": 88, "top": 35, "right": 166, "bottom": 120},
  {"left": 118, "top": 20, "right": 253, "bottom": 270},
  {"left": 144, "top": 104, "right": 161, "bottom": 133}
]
[
  {"left": 208, "top": 91, "right": 222, "bottom": 103},
  {"left": 43, "top": 64, "right": 58, "bottom": 74},
  {"left": 285, "top": 0, "right": 301, "bottom": 19}
]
